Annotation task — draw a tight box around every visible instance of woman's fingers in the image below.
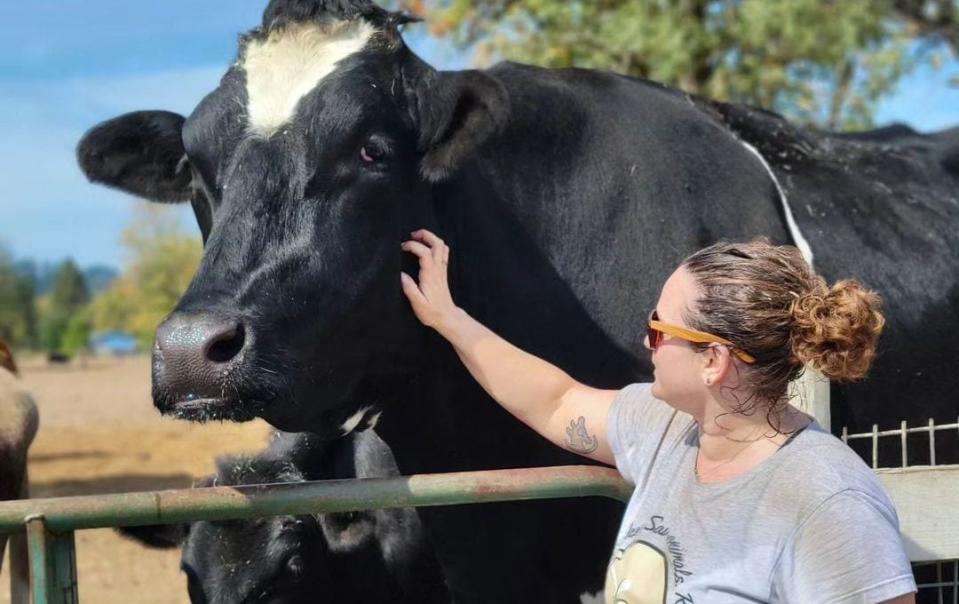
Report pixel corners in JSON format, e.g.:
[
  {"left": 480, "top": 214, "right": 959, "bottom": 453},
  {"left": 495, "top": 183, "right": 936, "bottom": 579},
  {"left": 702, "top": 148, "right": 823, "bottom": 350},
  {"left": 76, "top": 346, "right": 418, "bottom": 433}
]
[
  {"left": 411, "top": 229, "right": 442, "bottom": 246},
  {"left": 403, "top": 231, "right": 450, "bottom": 272},
  {"left": 401, "top": 240, "right": 432, "bottom": 262},
  {"left": 400, "top": 272, "right": 425, "bottom": 303},
  {"left": 401, "top": 229, "right": 455, "bottom": 329},
  {"left": 400, "top": 272, "right": 435, "bottom": 326},
  {"left": 411, "top": 230, "right": 449, "bottom": 261}
]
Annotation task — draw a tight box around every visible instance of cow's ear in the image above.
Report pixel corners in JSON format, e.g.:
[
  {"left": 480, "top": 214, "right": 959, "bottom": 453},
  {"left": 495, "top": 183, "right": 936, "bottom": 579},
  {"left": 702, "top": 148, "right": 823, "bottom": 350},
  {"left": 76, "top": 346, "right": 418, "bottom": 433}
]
[
  {"left": 116, "top": 523, "right": 189, "bottom": 549},
  {"left": 77, "top": 110, "right": 192, "bottom": 202},
  {"left": 407, "top": 68, "right": 509, "bottom": 182}
]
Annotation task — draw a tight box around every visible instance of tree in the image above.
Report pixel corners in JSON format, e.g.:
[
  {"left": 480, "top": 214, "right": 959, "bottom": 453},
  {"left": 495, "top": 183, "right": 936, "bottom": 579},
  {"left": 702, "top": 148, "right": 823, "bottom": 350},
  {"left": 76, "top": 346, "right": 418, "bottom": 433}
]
[
  {"left": 409, "top": 0, "right": 958, "bottom": 129},
  {"left": 48, "top": 259, "right": 90, "bottom": 315},
  {"left": 38, "top": 258, "right": 90, "bottom": 354},
  {"left": 60, "top": 314, "right": 92, "bottom": 357},
  {"left": 0, "top": 245, "right": 37, "bottom": 348},
  {"left": 87, "top": 205, "right": 202, "bottom": 349}
]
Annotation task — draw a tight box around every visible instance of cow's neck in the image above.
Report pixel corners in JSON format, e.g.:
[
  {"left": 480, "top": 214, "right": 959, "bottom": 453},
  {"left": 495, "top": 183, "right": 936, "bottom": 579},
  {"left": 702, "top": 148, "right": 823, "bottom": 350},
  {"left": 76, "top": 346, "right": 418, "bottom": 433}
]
[
  {"left": 371, "top": 168, "right": 647, "bottom": 474},
  {"left": 426, "top": 166, "right": 646, "bottom": 390},
  {"left": 378, "top": 63, "right": 796, "bottom": 469}
]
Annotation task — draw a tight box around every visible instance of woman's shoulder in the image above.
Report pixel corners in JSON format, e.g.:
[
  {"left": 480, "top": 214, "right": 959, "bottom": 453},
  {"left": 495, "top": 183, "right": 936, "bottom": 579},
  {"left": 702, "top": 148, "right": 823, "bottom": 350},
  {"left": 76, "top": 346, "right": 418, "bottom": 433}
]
[
  {"left": 770, "top": 422, "right": 895, "bottom": 513},
  {"left": 610, "top": 383, "right": 695, "bottom": 437}
]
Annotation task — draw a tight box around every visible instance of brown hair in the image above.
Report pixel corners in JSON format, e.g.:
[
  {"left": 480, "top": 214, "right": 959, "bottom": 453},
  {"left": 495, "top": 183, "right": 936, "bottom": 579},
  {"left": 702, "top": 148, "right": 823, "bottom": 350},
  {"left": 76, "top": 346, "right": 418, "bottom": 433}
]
[
  {"left": 0, "top": 338, "right": 18, "bottom": 375},
  {"left": 681, "top": 239, "right": 884, "bottom": 419}
]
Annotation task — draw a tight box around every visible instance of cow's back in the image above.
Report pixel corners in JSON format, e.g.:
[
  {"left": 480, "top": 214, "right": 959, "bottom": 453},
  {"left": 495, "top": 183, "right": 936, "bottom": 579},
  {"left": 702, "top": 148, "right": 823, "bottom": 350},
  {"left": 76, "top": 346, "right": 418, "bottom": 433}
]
[
  {"left": 448, "top": 62, "right": 794, "bottom": 386},
  {"left": 452, "top": 63, "right": 959, "bottom": 461},
  {"left": 701, "top": 102, "right": 959, "bottom": 458}
]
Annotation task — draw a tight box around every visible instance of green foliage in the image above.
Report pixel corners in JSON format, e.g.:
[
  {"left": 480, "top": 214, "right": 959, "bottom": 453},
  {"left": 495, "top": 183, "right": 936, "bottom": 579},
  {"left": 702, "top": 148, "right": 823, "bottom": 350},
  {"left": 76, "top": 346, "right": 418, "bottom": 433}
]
[
  {"left": 36, "top": 258, "right": 91, "bottom": 354},
  {"left": 415, "top": 0, "right": 957, "bottom": 129},
  {"left": 48, "top": 258, "right": 90, "bottom": 315},
  {"left": 0, "top": 245, "right": 37, "bottom": 348},
  {"left": 60, "top": 314, "right": 92, "bottom": 356},
  {"left": 88, "top": 205, "right": 202, "bottom": 349},
  {"left": 38, "top": 312, "right": 70, "bottom": 354}
]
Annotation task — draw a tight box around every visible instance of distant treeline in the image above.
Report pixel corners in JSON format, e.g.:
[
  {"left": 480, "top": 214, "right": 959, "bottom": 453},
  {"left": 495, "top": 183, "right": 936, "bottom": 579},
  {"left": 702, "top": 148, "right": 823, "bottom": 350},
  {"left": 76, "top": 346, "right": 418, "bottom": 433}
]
[
  {"left": 0, "top": 205, "right": 201, "bottom": 356},
  {"left": 0, "top": 253, "right": 100, "bottom": 355}
]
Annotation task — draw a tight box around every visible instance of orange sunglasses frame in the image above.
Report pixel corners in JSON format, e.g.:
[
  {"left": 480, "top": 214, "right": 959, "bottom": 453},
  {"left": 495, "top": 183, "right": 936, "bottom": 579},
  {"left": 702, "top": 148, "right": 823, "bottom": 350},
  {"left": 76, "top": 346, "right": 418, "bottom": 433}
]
[{"left": 647, "top": 311, "right": 756, "bottom": 364}]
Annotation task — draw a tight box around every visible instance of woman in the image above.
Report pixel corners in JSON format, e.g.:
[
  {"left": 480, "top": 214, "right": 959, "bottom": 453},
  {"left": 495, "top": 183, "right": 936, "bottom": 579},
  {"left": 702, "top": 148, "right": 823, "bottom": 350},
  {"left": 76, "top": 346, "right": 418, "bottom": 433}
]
[{"left": 400, "top": 229, "right": 916, "bottom": 603}]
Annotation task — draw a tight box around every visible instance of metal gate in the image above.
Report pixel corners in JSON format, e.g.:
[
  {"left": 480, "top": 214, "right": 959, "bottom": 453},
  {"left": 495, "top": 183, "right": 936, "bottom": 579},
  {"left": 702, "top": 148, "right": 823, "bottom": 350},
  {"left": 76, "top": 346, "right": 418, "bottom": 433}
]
[
  {"left": 844, "top": 419, "right": 959, "bottom": 601},
  {"left": 0, "top": 465, "right": 632, "bottom": 604}
]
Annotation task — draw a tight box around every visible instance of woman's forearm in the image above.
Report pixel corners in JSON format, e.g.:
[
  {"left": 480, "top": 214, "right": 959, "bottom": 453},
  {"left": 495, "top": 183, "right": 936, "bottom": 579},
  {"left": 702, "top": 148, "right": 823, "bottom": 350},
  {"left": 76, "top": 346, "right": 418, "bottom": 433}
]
[{"left": 438, "top": 307, "right": 576, "bottom": 429}]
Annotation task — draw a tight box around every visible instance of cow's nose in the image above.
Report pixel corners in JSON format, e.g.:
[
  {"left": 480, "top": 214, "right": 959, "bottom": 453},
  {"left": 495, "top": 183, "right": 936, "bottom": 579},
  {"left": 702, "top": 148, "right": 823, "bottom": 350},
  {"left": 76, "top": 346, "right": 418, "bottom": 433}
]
[{"left": 154, "top": 313, "right": 248, "bottom": 382}]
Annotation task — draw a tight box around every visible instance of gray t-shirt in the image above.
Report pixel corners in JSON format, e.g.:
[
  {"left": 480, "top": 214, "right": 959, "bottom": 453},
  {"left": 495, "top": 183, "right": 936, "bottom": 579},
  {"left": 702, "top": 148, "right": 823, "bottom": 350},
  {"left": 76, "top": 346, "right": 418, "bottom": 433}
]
[{"left": 605, "top": 383, "right": 916, "bottom": 604}]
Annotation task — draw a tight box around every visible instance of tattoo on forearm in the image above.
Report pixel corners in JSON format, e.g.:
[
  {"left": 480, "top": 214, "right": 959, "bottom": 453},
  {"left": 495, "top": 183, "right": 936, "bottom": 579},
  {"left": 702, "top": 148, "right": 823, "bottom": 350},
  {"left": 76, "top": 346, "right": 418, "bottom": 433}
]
[{"left": 566, "top": 416, "right": 599, "bottom": 454}]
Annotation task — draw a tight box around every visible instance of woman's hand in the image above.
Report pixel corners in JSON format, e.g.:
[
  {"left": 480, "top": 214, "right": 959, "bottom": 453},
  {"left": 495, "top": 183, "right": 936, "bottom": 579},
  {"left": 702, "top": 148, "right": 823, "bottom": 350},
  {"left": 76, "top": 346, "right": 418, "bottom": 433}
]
[{"left": 401, "top": 229, "right": 459, "bottom": 330}]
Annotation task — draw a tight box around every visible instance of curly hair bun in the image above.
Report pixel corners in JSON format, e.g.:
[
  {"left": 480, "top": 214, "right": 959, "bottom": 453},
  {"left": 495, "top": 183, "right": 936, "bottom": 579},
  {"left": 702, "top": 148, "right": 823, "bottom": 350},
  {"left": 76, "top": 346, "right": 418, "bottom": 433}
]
[{"left": 789, "top": 279, "right": 885, "bottom": 382}]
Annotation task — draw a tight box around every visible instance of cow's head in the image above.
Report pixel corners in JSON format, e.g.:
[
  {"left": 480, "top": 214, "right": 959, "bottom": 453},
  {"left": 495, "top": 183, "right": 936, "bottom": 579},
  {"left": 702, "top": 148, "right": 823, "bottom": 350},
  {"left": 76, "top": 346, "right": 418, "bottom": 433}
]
[
  {"left": 119, "top": 456, "right": 387, "bottom": 604},
  {"left": 77, "top": 0, "right": 508, "bottom": 433}
]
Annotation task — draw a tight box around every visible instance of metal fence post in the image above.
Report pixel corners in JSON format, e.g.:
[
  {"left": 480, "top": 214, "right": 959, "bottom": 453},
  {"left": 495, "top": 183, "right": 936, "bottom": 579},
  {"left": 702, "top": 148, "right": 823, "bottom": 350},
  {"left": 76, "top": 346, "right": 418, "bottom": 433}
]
[
  {"left": 10, "top": 530, "right": 30, "bottom": 604},
  {"left": 25, "top": 516, "right": 77, "bottom": 604},
  {"left": 791, "top": 367, "right": 831, "bottom": 431}
]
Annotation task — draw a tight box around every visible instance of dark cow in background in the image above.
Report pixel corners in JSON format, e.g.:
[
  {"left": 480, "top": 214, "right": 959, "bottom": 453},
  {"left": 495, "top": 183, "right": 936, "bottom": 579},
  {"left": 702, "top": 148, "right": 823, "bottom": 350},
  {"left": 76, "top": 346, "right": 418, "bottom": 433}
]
[
  {"left": 122, "top": 429, "right": 448, "bottom": 604},
  {"left": 0, "top": 340, "right": 38, "bottom": 602},
  {"left": 77, "top": 0, "right": 959, "bottom": 600},
  {"left": 0, "top": 339, "right": 17, "bottom": 375}
]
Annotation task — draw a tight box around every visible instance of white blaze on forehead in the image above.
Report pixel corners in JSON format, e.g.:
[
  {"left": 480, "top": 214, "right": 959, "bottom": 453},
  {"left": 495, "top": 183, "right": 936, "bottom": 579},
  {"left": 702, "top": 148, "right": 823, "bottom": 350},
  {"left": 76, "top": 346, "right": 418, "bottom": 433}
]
[{"left": 242, "top": 19, "right": 376, "bottom": 136}]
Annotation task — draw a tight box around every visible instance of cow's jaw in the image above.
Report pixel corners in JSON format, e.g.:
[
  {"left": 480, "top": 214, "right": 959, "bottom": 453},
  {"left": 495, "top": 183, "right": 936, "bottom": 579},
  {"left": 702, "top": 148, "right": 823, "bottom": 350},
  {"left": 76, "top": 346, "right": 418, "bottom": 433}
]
[{"left": 243, "top": 19, "right": 376, "bottom": 136}]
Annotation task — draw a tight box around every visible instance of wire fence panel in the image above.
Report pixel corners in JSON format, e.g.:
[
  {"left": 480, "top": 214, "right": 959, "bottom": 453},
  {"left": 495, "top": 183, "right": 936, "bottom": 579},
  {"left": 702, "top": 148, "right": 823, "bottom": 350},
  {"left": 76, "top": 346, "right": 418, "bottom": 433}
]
[{"left": 843, "top": 418, "right": 959, "bottom": 602}]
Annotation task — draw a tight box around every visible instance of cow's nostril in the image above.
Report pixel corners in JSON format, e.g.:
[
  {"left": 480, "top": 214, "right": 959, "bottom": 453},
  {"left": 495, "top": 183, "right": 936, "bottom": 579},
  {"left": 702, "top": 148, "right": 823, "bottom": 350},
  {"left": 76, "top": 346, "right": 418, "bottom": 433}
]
[{"left": 205, "top": 323, "right": 246, "bottom": 364}]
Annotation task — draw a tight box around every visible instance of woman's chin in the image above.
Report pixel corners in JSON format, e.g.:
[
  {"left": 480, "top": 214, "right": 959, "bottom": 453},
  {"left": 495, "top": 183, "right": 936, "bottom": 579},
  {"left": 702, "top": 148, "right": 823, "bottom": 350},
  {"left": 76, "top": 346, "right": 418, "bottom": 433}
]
[{"left": 650, "top": 380, "right": 663, "bottom": 400}]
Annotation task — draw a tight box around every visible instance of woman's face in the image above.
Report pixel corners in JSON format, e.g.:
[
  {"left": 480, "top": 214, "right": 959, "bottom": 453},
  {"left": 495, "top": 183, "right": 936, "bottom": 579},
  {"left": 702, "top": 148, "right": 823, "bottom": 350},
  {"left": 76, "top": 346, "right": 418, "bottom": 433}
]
[{"left": 645, "top": 266, "right": 710, "bottom": 413}]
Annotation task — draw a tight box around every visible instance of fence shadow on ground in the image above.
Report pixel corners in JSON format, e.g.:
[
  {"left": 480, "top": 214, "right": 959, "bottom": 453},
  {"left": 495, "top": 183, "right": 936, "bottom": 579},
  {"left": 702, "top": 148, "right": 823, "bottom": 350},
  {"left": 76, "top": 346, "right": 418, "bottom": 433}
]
[{"left": 30, "top": 473, "right": 194, "bottom": 498}]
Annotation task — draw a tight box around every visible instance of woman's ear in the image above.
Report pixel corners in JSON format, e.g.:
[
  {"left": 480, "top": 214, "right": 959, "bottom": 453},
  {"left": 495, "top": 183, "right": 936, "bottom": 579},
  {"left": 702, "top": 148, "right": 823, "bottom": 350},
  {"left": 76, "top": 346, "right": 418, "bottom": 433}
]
[{"left": 702, "top": 344, "right": 732, "bottom": 387}]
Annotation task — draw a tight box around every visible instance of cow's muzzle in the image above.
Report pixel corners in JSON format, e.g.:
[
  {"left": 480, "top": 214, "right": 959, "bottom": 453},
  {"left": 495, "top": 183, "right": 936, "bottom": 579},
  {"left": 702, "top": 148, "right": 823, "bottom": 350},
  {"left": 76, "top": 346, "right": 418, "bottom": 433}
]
[{"left": 152, "top": 312, "right": 257, "bottom": 422}]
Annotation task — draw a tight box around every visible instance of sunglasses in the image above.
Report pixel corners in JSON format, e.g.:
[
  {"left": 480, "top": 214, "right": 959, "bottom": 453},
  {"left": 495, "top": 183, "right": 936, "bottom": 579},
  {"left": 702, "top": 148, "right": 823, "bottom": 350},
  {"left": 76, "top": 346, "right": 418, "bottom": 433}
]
[{"left": 647, "top": 310, "right": 756, "bottom": 364}]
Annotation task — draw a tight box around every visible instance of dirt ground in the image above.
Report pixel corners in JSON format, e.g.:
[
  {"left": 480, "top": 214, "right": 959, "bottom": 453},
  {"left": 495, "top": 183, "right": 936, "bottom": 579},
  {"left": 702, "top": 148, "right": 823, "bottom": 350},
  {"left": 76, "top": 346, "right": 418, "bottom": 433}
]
[{"left": 0, "top": 356, "right": 272, "bottom": 604}]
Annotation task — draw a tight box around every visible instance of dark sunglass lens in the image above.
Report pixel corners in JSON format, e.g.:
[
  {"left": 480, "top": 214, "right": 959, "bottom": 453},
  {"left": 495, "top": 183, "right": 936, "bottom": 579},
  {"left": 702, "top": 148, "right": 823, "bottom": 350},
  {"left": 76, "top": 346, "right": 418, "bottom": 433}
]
[
  {"left": 647, "top": 310, "right": 662, "bottom": 349},
  {"left": 646, "top": 326, "right": 656, "bottom": 348}
]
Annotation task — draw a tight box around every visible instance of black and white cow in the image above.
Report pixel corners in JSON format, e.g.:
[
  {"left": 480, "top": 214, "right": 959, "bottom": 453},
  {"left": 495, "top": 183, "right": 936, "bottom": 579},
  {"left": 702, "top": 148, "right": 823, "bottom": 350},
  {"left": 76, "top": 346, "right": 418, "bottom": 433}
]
[
  {"left": 77, "top": 0, "right": 959, "bottom": 600},
  {"left": 121, "top": 429, "right": 449, "bottom": 604}
]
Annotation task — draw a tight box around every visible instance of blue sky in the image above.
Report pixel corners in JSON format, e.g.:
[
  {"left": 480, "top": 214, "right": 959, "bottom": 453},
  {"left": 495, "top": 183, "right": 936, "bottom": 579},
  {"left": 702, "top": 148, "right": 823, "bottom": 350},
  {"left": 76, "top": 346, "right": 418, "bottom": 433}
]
[{"left": 1, "top": 2, "right": 957, "bottom": 269}]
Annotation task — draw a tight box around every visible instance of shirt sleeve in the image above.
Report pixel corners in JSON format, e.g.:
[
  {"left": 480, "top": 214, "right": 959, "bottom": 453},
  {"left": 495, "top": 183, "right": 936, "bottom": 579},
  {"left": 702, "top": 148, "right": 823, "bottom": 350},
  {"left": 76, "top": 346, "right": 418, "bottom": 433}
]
[
  {"left": 772, "top": 489, "right": 916, "bottom": 604},
  {"left": 606, "top": 383, "right": 681, "bottom": 485}
]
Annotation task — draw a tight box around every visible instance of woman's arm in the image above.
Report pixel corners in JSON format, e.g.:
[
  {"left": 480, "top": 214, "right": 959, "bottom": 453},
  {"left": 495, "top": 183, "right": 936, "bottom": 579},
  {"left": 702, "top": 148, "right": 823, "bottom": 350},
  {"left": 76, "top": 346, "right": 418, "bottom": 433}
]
[{"left": 401, "top": 229, "right": 618, "bottom": 465}]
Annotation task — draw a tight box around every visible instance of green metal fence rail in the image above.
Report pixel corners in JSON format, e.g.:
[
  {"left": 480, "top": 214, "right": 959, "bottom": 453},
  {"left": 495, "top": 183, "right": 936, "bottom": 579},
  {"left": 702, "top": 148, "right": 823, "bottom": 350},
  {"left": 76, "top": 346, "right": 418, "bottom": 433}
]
[{"left": 0, "top": 465, "right": 631, "bottom": 604}]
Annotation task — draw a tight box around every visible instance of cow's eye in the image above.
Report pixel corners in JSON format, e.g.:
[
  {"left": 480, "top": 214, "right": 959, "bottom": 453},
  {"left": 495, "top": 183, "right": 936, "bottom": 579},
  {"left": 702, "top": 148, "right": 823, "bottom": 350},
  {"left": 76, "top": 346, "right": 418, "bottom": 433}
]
[{"left": 359, "top": 137, "right": 389, "bottom": 164}]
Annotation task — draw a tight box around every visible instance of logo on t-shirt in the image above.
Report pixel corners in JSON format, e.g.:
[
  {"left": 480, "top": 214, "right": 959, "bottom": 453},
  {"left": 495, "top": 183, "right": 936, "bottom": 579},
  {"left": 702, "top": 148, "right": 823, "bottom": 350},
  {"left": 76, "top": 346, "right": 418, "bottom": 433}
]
[
  {"left": 606, "top": 515, "right": 695, "bottom": 603},
  {"left": 605, "top": 540, "right": 668, "bottom": 603}
]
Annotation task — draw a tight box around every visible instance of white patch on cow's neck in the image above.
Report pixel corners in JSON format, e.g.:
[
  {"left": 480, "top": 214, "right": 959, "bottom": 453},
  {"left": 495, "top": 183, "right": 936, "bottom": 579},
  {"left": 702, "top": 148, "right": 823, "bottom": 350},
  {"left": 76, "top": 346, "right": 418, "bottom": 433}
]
[
  {"left": 340, "top": 406, "right": 372, "bottom": 436},
  {"left": 579, "top": 591, "right": 604, "bottom": 604},
  {"left": 242, "top": 19, "right": 376, "bottom": 136}
]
